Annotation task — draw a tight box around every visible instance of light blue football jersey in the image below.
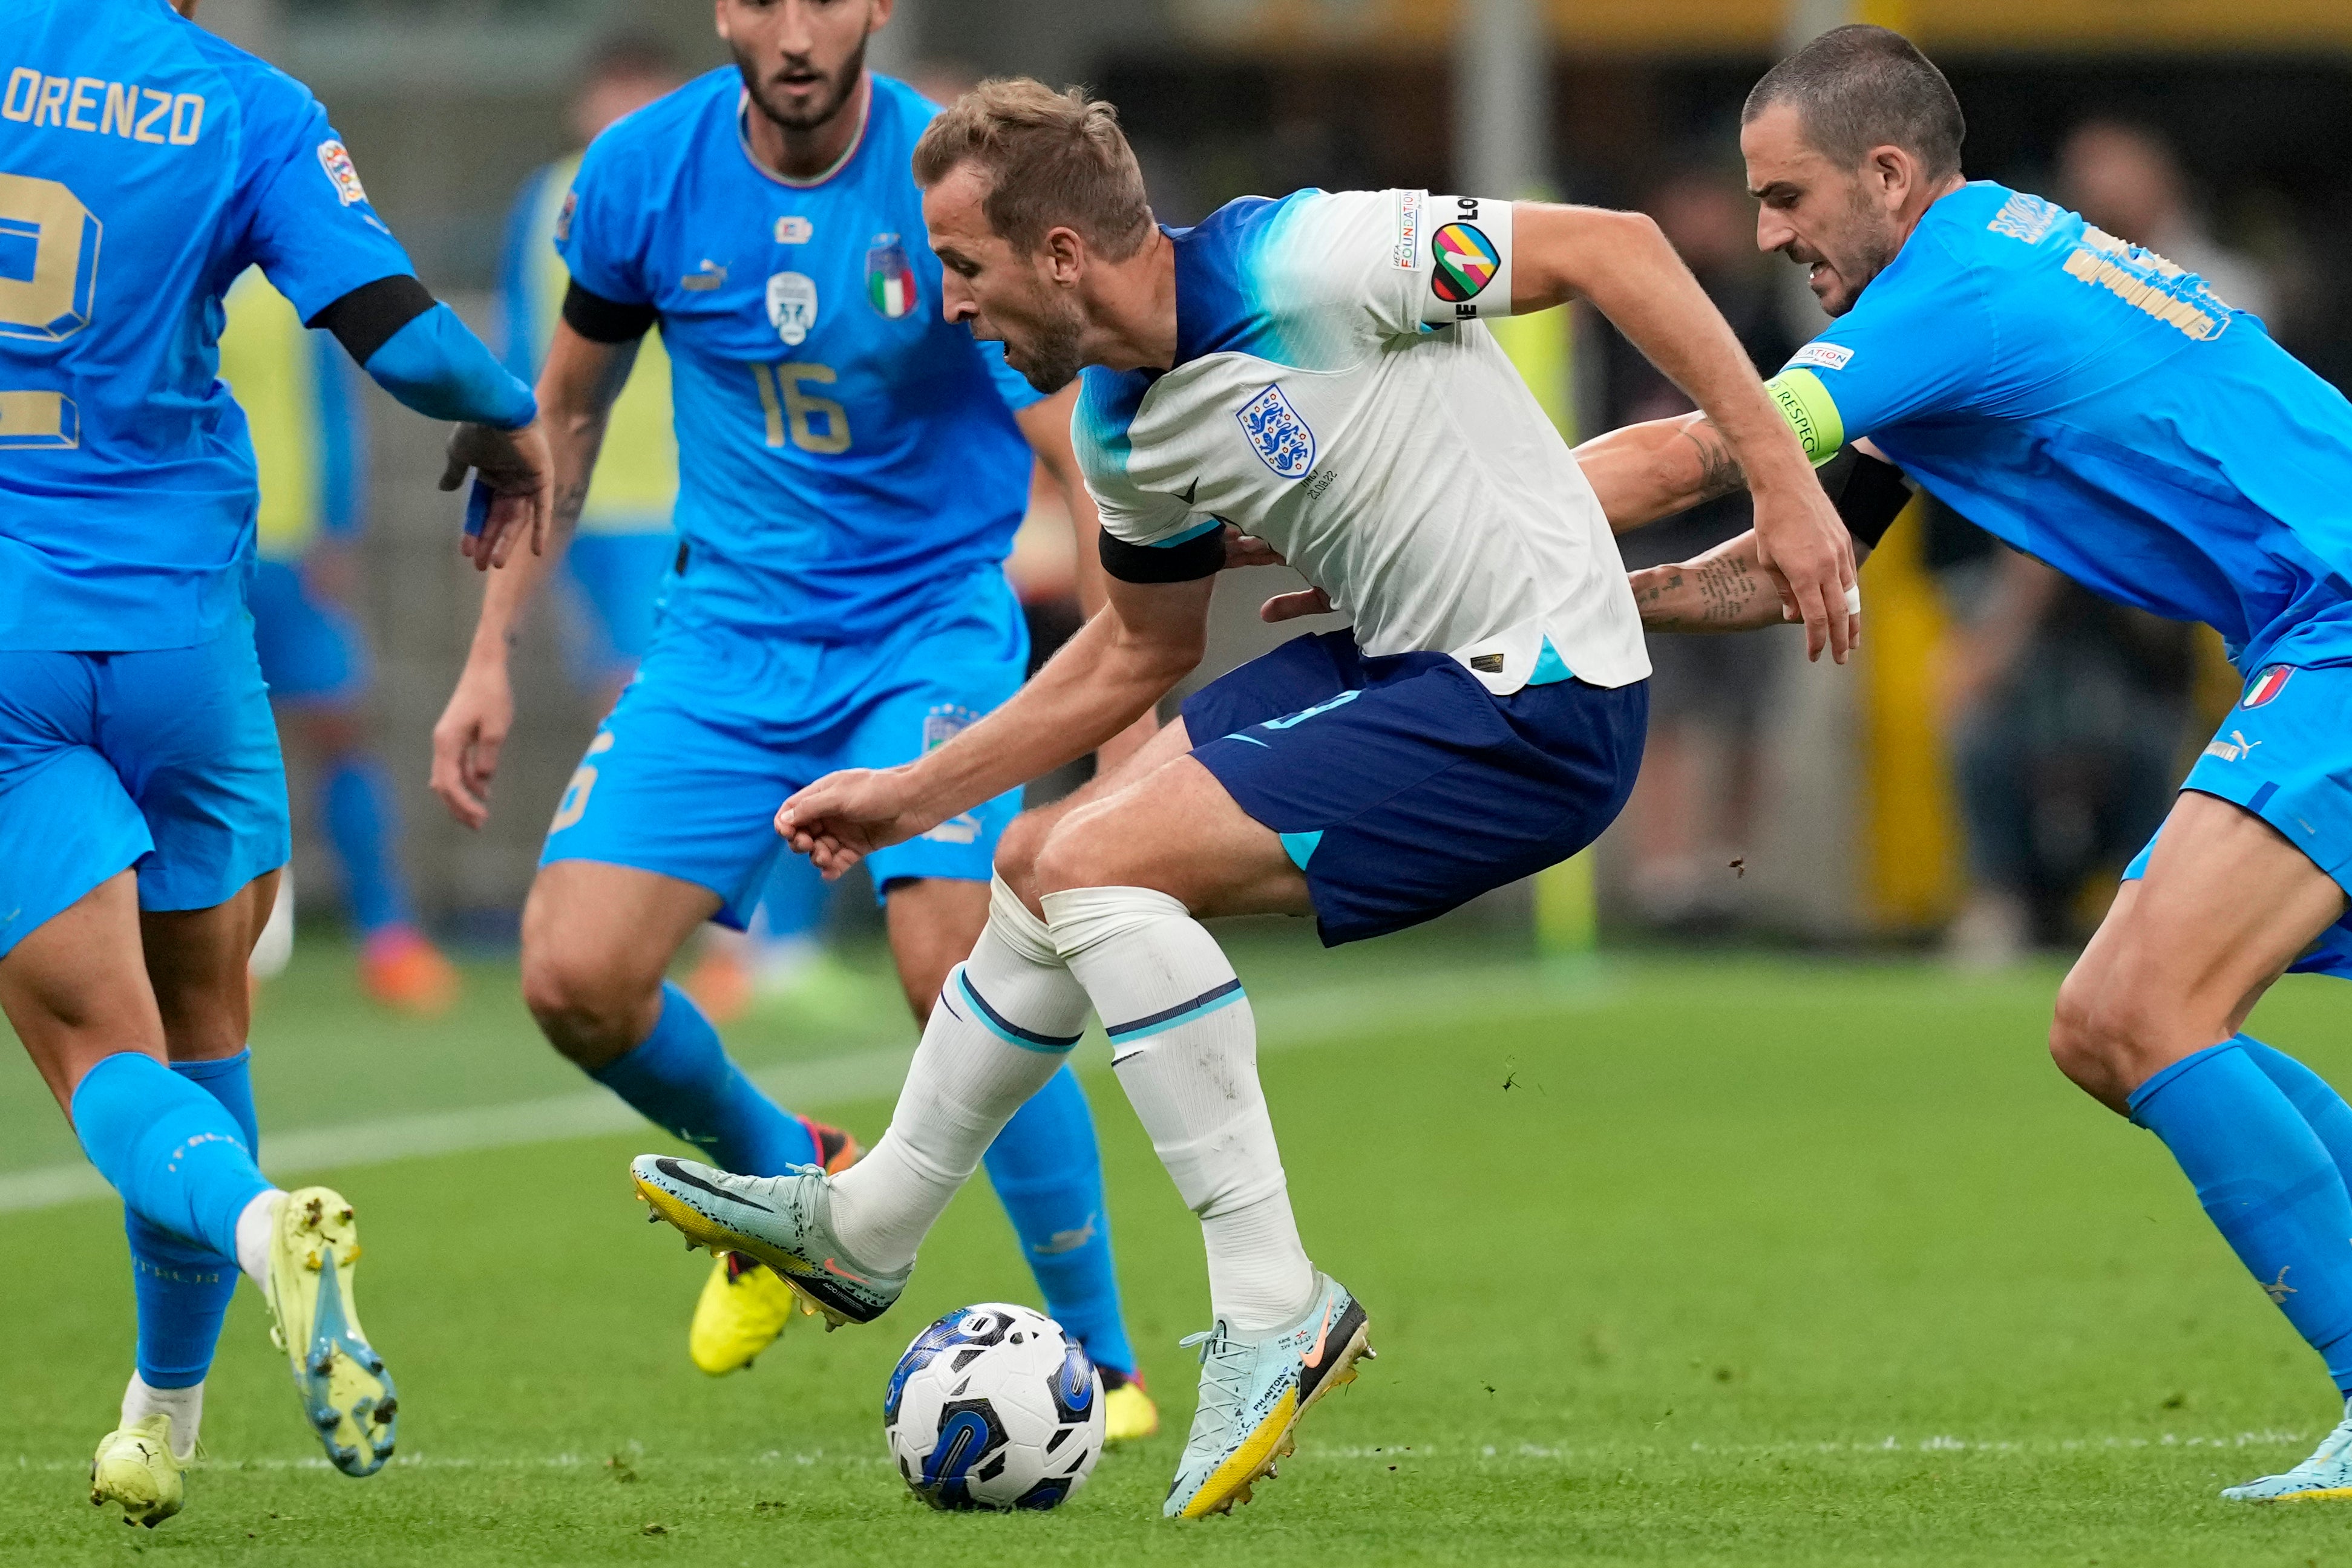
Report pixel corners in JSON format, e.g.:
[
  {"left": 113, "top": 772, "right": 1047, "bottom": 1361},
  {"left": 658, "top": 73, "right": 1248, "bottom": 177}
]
[
  {"left": 1771, "top": 181, "right": 2352, "bottom": 674},
  {"left": 0, "top": 0, "right": 412, "bottom": 652},
  {"left": 557, "top": 70, "right": 1042, "bottom": 642}
]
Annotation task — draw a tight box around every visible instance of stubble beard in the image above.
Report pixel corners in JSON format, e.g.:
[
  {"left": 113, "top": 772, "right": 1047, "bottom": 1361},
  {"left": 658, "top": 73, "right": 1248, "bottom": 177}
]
[
  {"left": 1011, "top": 295, "right": 1088, "bottom": 394},
  {"left": 735, "top": 33, "right": 867, "bottom": 134}
]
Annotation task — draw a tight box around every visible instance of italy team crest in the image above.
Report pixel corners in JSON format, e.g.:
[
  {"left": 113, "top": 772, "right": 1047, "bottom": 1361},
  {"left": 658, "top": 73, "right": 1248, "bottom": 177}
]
[
  {"left": 2242, "top": 664, "right": 2295, "bottom": 708},
  {"left": 1237, "top": 383, "right": 1315, "bottom": 480},
  {"left": 866, "top": 233, "right": 919, "bottom": 319}
]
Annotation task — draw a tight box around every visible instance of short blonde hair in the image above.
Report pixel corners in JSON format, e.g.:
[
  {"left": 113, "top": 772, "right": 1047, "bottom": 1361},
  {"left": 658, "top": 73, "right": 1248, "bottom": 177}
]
[{"left": 912, "top": 78, "right": 1153, "bottom": 259}]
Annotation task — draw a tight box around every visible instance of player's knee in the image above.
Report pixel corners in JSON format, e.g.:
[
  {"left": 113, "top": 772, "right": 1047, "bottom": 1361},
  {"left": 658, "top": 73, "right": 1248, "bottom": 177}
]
[
  {"left": 2050, "top": 953, "right": 2176, "bottom": 1100},
  {"left": 519, "top": 941, "right": 647, "bottom": 1065},
  {"left": 992, "top": 809, "right": 1053, "bottom": 897},
  {"left": 1028, "top": 803, "right": 1127, "bottom": 898}
]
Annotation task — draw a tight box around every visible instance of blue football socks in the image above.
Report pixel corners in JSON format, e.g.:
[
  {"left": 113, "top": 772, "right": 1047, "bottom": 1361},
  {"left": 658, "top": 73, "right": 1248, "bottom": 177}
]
[
  {"left": 322, "top": 755, "right": 413, "bottom": 937},
  {"left": 74, "top": 1052, "right": 272, "bottom": 1274},
  {"left": 983, "top": 1064, "right": 1136, "bottom": 1379},
  {"left": 2132, "top": 1037, "right": 2352, "bottom": 1388},
  {"left": 124, "top": 1051, "right": 260, "bottom": 1388},
  {"left": 591, "top": 982, "right": 817, "bottom": 1174}
]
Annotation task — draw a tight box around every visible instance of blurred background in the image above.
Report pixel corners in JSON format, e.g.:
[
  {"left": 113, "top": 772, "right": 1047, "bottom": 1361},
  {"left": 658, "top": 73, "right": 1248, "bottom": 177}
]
[{"left": 194, "top": 0, "right": 2352, "bottom": 979}]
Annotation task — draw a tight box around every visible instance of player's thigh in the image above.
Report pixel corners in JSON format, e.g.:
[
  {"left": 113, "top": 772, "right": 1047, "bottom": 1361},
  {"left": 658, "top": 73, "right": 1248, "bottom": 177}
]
[
  {"left": 1032, "top": 755, "right": 1309, "bottom": 921},
  {"left": 100, "top": 629, "right": 292, "bottom": 920},
  {"left": 882, "top": 877, "right": 993, "bottom": 1021},
  {"left": 2059, "top": 789, "right": 2348, "bottom": 1096},
  {"left": 0, "top": 651, "right": 157, "bottom": 968},
  {"left": 521, "top": 860, "right": 722, "bottom": 1027},
  {"left": 539, "top": 668, "right": 797, "bottom": 934},
  {"left": 141, "top": 869, "right": 281, "bottom": 1063},
  {"left": 995, "top": 716, "right": 1200, "bottom": 899},
  {"left": 0, "top": 872, "right": 166, "bottom": 1117}
]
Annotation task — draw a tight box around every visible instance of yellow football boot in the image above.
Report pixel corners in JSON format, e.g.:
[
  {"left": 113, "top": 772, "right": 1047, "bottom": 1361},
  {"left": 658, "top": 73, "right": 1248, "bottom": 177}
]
[
  {"left": 89, "top": 1414, "right": 185, "bottom": 1529},
  {"left": 684, "top": 1119, "right": 859, "bottom": 1374},
  {"left": 1102, "top": 1370, "right": 1161, "bottom": 1444},
  {"left": 263, "top": 1186, "right": 398, "bottom": 1476}
]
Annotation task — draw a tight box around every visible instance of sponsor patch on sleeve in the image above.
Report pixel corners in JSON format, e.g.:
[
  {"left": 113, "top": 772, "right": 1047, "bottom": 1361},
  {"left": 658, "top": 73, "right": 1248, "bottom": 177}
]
[
  {"left": 1392, "top": 189, "right": 1423, "bottom": 270},
  {"left": 554, "top": 189, "right": 577, "bottom": 243},
  {"left": 1787, "top": 340, "right": 1853, "bottom": 373},
  {"left": 317, "top": 139, "right": 368, "bottom": 207}
]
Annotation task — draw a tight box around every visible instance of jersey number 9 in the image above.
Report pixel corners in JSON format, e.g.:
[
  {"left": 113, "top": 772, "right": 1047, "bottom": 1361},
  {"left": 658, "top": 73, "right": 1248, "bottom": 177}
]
[
  {"left": 750, "top": 362, "right": 851, "bottom": 456},
  {"left": 0, "top": 170, "right": 100, "bottom": 450}
]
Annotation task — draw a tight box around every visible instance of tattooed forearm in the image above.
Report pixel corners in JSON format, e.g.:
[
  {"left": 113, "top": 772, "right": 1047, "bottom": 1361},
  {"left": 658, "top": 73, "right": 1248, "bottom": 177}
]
[
  {"left": 1680, "top": 419, "right": 1746, "bottom": 505},
  {"left": 1693, "top": 551, "right": 1760, "bottom": 624},
  {"left": 552, "top": 480, "right": 589, "bottom": 534},
  {"left": 1630, "top": 544, "right": 1776, "bottom": 634}
]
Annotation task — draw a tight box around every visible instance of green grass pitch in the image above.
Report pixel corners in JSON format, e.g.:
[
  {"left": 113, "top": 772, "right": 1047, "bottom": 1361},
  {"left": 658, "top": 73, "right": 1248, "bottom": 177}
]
[{"left": 7, "top": 930, "right": 2352, "bottom": 1565}]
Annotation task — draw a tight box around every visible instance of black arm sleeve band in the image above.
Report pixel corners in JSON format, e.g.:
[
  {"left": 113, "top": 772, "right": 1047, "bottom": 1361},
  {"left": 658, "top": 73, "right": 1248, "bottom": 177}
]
[
  {"left": 307, "top": 273, "right": 436, "bottom": 365},
  {"left": 1099, "top": 526, "right": 1225, "bottom": 584},
  {"left": 561, "top": 279, "right": 658, "bottom": 345},
  {"left": 1816, "top": 448, "right": 1913, "bottom": 550}
]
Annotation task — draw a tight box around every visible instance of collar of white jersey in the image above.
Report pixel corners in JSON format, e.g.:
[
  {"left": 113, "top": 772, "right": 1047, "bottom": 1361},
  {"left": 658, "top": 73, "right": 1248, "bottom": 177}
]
[{"left": 734, "top": 74, "right": 873, "bottom": 191}]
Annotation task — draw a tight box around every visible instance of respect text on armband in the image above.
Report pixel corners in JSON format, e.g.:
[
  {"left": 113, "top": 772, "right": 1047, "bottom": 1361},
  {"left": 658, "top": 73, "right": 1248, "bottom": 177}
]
[{"left": 2, "top": 68, "right": 205, "bottom": 147}]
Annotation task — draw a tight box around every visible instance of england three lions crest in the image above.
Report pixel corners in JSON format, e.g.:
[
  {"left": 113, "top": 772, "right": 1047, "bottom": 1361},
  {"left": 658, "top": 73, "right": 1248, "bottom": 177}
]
[{"left": 1237, "top": 384, "right": 1315, "bottom": 480}]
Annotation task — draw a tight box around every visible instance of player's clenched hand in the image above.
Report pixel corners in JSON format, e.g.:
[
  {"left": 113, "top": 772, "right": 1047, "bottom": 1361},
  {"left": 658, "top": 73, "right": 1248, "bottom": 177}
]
[
  {"left": 1220, "top": 524, "right": 1283, "bottom": 572},
  {"left": 430, "top": 660, "right": 514, "bottom": 831},
  {"left": 1260, "top": 586, "right": 1332, "bottom": 623},
  {"left": 1751, "top": 480, "right": 1857, "bottom": 663},
  {"left": 776, "top": 767, "right": 934, "bottom": 880},
  {"left": 442, "top": 419, "right": 554, "bottom": 571}
]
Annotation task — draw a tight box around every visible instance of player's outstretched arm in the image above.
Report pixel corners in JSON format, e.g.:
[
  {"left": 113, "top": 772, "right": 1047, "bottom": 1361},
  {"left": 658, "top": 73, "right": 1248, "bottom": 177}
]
[
  {"left": 430, "top": 322, "right": 640, "bottom": 829},
  {"left": 1016, "top": 387, "right": 1163, "bottom": 772},
  {"left": 306, "top": 275, "right": 551, "bottom": 569},
  {"left": 1571, "top": 412, "right": 1742, "bottom": 535},
  {"left": 1511, "top": 203, "right": 1855, "bottom": 662},
  {"left": 1631, "top": 529, "right": 1877, "bottom": 639},
  {"left": 778, "top": 575, "right": 1217, "bottom": 878}
]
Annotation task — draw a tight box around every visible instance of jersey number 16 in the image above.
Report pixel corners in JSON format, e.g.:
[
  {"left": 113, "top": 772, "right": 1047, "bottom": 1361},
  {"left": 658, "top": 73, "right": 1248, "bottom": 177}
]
[{"left": 750, "top": 361, "right": 851, "bottom": 456}]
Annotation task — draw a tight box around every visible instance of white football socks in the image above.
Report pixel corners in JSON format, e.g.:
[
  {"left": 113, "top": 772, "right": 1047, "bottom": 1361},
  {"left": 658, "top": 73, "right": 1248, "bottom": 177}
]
[
  {"left": 827, "top": 877, "right": 1089, "bottom": 1272},
  {"left": 1045, "top": 885, "right": 1316, "bottom": 1336},
  {"left": 234, "top": 1188, "right": 284, "bottom": 1292},
  {"left": 121, "top": 1373, "right": 203, "bottom": 1462}
]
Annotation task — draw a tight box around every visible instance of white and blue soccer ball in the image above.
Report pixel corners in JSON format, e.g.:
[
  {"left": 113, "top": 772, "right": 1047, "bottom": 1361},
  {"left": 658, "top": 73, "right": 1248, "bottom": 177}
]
[{"left": 883, "top": 1302, "right": 1104, "bottom": 1511}]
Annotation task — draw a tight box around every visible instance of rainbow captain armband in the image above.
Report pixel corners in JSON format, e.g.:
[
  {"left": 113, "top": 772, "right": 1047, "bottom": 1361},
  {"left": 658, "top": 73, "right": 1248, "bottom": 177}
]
[
  {"left": 1764, "top": 368, "right": 1846, "bottom": 466},
  {"left": 1418, "top": 195, "right": 1516, "bottom": 327}
]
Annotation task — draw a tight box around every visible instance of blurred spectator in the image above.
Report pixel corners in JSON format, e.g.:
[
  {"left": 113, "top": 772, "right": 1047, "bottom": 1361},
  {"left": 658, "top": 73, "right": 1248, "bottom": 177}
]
[
  {"left": 1931, "top": 505, "right": 2197, "bottom": 969},
  {"left": 2057, "top": 118, "right": 2277, "bottom": 323},
  {"left": 1606, "top": 165, "right": 1800, "bottom": 928}
]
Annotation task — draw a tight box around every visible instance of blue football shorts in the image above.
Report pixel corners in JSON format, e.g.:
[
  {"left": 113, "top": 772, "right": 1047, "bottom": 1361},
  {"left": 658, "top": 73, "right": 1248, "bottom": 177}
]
[
  {"left": 1183, "top": 629, "right": 1649, "bottom": 946},
  {"left": 247, "top": 555, "right": 369, "bottom": 705},
  {"left": 559, "top": 531, "right": 676, "bottom": 691},
  {"left": 2123, "top": 658, "right": 2352, "bottom": 979},
  {"left": 0, "top": 623, "right": 290, "bottom": 959},
  {"left": 540, "top": 580, "right": 1029, "bottom": 929}
]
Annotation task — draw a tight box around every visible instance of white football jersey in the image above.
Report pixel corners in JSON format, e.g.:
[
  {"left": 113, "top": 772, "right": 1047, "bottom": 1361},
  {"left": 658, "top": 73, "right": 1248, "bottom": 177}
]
[{"left": 1073, "top": 188, "right": 1649, "bottom": 694}]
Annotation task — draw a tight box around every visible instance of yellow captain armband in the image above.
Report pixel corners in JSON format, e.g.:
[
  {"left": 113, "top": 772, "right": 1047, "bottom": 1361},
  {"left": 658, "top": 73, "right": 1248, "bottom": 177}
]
[{"left": 1764, "top": 368, "right": 1846, "bottom": 467}]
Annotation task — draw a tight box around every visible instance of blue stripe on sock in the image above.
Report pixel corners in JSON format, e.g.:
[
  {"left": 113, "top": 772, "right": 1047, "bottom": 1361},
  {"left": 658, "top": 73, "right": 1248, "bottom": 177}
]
[
  {"left": 955, "top": 968, "right": 1081, "bottom": 1053},
  {"left": 1105, "top": 978, "right": 1245, "bottom": 1043}
]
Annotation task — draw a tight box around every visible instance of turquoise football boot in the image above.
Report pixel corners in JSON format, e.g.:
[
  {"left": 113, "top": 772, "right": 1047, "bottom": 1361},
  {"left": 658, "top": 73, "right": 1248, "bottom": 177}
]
[
  {"left": 2223, "top": 1400, "right": 2352, "bottom": 1501},
  {"left": 630, "top": 1154, "right": 907, "bottom": 1327},
  {"left": 1164, "top": 1272, "right": 1373, "bottom": 1519}
]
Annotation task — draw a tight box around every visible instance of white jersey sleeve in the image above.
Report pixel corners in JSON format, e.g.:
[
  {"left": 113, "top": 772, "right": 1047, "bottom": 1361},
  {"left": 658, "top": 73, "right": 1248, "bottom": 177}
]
[{"left": 1227, "top": 190, "right": 1522, "bottom": 353}]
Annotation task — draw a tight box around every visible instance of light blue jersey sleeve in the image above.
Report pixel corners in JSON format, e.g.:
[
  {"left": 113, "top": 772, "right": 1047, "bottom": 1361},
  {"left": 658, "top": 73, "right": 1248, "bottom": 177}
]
[
  {"left": 556, "top": 136, "right": 657, "bottom": 307},
  {"left": 233, "top": 74, "right": 414, "bottom": 321},
  {"left": 1764, "top": 224, "right": 2000, "bottom": 463}
]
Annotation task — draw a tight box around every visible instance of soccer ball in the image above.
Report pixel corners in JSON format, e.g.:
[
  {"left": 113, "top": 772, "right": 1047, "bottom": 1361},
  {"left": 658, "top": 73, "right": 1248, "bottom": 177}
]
[{"left": 883, "top": 1302, "right": 1104, "bottom": 1511}]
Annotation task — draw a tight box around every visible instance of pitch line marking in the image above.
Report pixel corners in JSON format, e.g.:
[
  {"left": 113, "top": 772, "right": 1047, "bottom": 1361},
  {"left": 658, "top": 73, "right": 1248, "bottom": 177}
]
[{"left": 0, "top": 965, "right": 1605, "bottom": 1215}]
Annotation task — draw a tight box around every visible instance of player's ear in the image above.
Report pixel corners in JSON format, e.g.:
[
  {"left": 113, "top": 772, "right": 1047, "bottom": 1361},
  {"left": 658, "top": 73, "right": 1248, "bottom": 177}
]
[
  {"left": 868, "top": 0, "right": 896, "bottom": 35},
  {"left": 712, "top": 0, "right": 731, "bottom": 45},
  {"left": 1864, "top": 144, "right": 1912, "bottom": 210},
  {"left": 1041, "top": 226, "right": 1086, "bottom": 287}
]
